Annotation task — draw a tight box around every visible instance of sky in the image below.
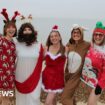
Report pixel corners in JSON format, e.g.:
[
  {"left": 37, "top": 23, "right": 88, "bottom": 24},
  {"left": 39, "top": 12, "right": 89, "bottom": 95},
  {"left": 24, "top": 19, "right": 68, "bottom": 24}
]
[
  {"left": 0, "top": 0, "right": 105, "bottom": 44},
  {"left": 0, "top": 0, "right": 105, "bottom": 19}
]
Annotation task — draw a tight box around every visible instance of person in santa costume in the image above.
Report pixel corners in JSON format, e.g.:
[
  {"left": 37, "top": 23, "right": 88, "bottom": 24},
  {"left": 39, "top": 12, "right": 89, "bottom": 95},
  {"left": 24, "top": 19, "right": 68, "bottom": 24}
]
[
  {"left": 0, "top": 8, "right": 19, "bottom": 105},
  {"left": 42, "top": 25, "right": 67, "bottom": 105},
  {"left": 14, "top": 22, "right": 43, "bottom": 105},
  {"left": 81, "top": 21, "right": 105, "bottom": 105},
  {"left": 61, "top": 24, "right": 90, "bottom": 105}
]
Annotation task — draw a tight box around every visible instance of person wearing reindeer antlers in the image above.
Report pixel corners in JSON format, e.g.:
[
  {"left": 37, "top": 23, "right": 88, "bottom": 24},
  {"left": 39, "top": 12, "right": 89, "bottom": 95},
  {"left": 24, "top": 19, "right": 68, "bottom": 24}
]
[
  {"left": 14, "top": 16, "right": 43, "bottom": 105},
  {"left": 42, "top": 25, "right": 67, "bottom": 105},
  {"left": 81, "top": 21, "right": 105, "bottom": 105},
  {"left": 0, "top": 8, "right": 20, "bottom": 105}
]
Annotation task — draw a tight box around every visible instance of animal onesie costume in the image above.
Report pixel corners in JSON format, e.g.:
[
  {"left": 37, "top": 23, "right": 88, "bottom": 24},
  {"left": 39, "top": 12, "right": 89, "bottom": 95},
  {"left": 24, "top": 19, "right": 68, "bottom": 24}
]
[{"left": 61, "top": 24, "right": 90, "bottom": 105}]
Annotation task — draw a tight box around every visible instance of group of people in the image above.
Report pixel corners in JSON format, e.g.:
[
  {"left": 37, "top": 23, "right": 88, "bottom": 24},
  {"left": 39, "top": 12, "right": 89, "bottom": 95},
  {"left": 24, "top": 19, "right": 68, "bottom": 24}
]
[
  {"left": 61, "top": 22, "right": 105, "bottom": 105},
  {"left": 0, "top": 8, "right": 105, "bottom": 105}
]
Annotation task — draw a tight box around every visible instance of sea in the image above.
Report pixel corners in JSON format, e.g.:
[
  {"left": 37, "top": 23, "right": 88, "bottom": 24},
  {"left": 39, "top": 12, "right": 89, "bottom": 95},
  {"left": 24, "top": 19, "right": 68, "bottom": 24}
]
[{"left": 0, "top": 17, "right": 103, "bottom": 45}]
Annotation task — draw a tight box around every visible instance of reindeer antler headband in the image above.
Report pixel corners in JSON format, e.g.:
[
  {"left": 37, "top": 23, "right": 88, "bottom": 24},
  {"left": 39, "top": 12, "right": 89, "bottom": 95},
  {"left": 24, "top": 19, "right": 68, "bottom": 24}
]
[
  {"left": 1, "top": 8, "right": 20, "bottom": 24},
  {"left": 20, "top": 14, "right": 33, "bottom": 23}
]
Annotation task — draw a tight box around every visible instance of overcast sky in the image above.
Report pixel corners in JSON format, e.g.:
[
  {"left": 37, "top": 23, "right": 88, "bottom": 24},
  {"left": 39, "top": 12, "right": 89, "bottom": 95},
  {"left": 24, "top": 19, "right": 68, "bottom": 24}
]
[{"left": 0, "top": 0, "right": 105, "bottom": 19}]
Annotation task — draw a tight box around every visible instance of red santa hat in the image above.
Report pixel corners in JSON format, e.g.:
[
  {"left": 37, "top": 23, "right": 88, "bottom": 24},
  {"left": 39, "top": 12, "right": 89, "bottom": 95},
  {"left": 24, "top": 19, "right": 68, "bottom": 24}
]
[{"left": 52, "top": 25, "right": 58, "bottom": 31}]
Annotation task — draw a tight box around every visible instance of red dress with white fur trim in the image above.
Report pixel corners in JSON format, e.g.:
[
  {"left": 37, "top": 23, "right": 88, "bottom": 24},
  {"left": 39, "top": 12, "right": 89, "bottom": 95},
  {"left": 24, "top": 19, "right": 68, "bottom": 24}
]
[{"left": 42, "top": 52, "right": 66, "bottom": 93}]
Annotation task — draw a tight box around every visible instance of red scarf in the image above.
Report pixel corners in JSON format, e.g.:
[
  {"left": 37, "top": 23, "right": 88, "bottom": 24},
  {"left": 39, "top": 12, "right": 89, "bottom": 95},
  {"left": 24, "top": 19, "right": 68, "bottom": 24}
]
[{"left": 15, "top": 45, "right": 43, "bottom": 93}]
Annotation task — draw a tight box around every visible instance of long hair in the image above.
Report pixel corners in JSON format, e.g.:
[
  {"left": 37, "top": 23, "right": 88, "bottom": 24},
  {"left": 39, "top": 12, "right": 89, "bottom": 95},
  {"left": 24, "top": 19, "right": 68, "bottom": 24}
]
[
  {"left": 3, "top": 21, "right": 17, "bottom": 37},
  {"left": 46, "top": 30, "right": 65, "bottom": 55},
  {"left": 17, "top": 23, "right": 37, "bottom": 46}
]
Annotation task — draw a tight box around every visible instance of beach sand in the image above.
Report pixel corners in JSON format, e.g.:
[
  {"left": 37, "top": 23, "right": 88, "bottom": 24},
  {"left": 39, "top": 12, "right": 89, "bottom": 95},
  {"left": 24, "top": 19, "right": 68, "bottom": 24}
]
[
  {"left": 41, "top": 102, "right": 105, "bottom": 105},
  {"left": 41, "top": 81, "right": 105, "bottom": 105}
]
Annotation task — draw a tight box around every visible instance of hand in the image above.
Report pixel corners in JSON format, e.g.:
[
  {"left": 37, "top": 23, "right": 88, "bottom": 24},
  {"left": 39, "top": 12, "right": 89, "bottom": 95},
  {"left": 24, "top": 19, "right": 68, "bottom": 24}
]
[{"left": 95, "top": 85, "right": 102, "bottom": 95}]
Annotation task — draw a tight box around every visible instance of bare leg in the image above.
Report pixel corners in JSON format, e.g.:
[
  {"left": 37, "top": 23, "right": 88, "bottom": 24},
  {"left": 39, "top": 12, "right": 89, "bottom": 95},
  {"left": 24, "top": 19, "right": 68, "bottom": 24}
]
[
  {"left": 87, "top": 89, "right": 100, "bottom": 105},
  {"left": 45, "top": 92, "right": 56, "bottom": 105}
]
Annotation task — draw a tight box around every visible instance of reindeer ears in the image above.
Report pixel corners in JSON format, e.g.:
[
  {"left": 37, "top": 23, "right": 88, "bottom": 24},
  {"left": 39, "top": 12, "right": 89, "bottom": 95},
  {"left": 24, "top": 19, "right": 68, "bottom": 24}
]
[
  {"left": 3, "top": 20, "right": 7, "bottom": 24},
  {"left": 1, "top": 8, "right": 20, "bottom": 24}
]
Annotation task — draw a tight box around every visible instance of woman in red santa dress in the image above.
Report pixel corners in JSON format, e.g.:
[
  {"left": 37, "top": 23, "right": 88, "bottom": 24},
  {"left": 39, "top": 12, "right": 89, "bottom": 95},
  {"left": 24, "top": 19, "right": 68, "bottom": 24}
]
[
  {"left": 14, "top": 22, "right": 43, "bottom": 105},
  {"left": 0, "top": 8, "right": 19, "bottom": 105},
  {"left": 42, "top": 25, "right": 67, "bottom": 105},
  {"left": 81, "top": 21, "right": 105, "bottom": 105}
]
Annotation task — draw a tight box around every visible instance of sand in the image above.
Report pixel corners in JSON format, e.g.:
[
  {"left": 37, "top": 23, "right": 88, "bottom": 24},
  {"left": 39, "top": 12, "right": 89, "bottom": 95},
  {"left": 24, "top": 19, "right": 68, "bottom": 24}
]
[{"left": 41, "top": 102, "right": 105, "bottom": 105}]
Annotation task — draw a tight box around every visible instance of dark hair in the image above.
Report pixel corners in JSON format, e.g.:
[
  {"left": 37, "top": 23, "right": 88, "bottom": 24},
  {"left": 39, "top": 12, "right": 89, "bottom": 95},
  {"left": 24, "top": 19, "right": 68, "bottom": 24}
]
[
  {"left": 68, "top": 28, "right": 83, "bottom": 44},
  {"left": 3, "top": 21, "right": 17, "bottom": 37},
  {"left": 17, "top": 23, "right": 37, "bottom": 46},
  {"left": 46, "top": 30, "right": 65, "bottom": 55}
]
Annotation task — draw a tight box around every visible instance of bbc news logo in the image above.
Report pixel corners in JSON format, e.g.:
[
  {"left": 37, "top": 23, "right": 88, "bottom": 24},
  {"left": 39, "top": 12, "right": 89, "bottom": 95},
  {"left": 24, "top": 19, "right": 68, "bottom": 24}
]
[{"left": 0, "top": 90, "right": 14, "bottom": 97}]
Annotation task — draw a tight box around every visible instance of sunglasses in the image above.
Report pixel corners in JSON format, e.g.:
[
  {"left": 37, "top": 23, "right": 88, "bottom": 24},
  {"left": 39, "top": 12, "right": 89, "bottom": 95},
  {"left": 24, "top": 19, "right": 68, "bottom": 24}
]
[{"left": 94, "top": 33, "right": 104, "bottom": 37}]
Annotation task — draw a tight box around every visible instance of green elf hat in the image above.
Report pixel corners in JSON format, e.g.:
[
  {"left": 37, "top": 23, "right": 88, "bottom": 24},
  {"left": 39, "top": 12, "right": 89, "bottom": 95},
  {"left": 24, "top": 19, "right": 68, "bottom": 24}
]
[{"left": 93, "top": 21, "right": 105, "bottom": 35}]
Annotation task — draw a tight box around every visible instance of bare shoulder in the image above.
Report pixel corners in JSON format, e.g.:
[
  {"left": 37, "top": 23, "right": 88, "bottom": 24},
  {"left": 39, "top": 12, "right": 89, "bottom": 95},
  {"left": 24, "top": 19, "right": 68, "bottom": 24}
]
[{"left": 43, "top": 45, "right": 48, "bottom": 53}]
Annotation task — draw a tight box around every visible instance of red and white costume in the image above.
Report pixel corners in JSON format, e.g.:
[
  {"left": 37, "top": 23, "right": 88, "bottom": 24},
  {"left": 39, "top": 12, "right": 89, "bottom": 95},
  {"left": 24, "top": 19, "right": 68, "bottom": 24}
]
[
  {"left": 42, "top": 51, "right": 66, "bottom": 93},
  {"left": 14, "top": 38, "right": 43, "bottom": 105},
  {"left": 0, "top": 36, "right": 16, "bottom": 90},
  {"left": 81, "top": 44, "right": 105, "bottom": 89}
]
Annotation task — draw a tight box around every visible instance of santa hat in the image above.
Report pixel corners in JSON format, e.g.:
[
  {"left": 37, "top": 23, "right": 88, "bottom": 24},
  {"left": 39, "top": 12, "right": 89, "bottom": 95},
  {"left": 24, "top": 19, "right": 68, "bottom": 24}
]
[
  {"left": 1, "top": 8, "right": 20, "bottom": 24},
  {"left": 52, "top": 25, "right": 58, "bottom": 31},
  {"left": 93, "top": 21, "right": 105, "bottom": 35}
]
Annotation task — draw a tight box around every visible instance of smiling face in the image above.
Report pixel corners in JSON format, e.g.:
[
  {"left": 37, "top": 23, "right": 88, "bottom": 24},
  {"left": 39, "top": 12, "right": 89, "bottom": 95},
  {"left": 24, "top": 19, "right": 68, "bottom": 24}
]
[
  {"left": 71, "top": 28, "right": 83, "bottom": 43},
  {"left": 4, "top": 22, "right": 17, "bottom": 37},
  {"left": 5, "top": 25, "right": 16, "bottom": 37},
  {"left": 50, "top": 31, "right": 61, "bottom": 45},
  {"left": 93, "top": 32, "right": 105, "bottom": 45}
]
